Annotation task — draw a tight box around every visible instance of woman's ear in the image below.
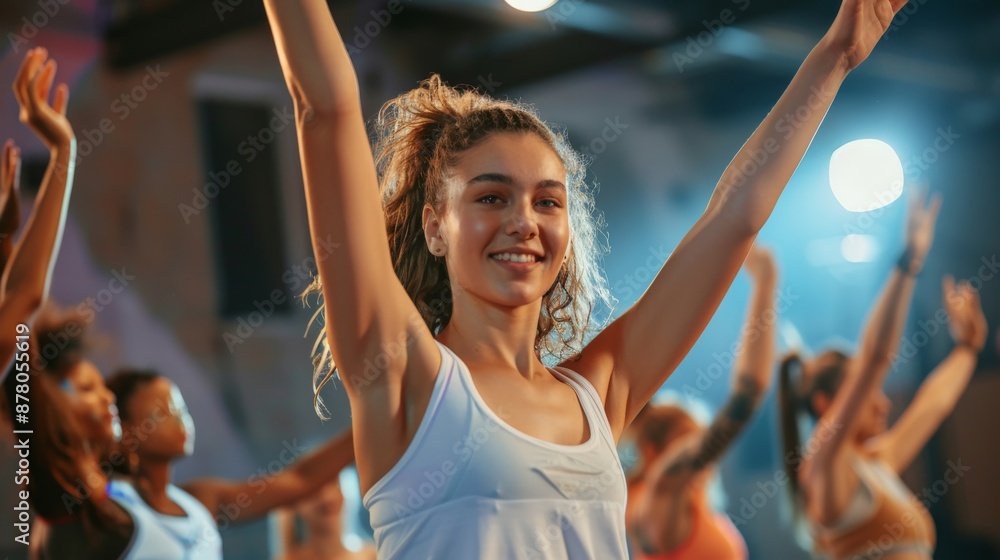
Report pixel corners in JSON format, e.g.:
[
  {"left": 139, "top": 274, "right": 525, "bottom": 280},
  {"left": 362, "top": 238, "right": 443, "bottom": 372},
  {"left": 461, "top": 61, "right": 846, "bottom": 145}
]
[{"left": 423, "top": 204, "right": 444, "bottom": 255}]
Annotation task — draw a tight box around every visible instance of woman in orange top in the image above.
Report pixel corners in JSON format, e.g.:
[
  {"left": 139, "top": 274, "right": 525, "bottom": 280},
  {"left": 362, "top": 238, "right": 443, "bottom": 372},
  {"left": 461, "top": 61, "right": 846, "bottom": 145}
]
[
  {"left": 625, "top": 246, "right": 778, "bottom": 559},
  {"left": 778, "top": 191, "right": 987, "bottom": 560}
]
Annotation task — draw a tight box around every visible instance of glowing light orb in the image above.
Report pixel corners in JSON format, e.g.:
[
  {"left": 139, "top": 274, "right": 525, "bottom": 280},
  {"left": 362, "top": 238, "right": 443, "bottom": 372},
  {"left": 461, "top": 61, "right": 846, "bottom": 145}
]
[
  {"left": 841, "top": 234, "right": 879, "bottom": 263},
  {"left": 504, "top": 0, "right": 559, "bottom": 12},
  {"left": 829, "top": 139, "right": 904, "bottom": 213}
]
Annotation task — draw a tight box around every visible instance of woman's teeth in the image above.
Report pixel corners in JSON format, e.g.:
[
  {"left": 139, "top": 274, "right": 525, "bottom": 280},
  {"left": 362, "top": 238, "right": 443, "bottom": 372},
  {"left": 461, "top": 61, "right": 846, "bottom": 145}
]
[{"left": 491, "top": 253, "right": 540, "bottom": 263}]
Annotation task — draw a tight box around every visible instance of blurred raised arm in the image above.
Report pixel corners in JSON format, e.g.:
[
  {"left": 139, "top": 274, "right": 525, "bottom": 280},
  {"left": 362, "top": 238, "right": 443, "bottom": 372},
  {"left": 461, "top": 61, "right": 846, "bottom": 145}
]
[
  {"left": 867, "top": 276, "right": 987, "bottom": 472},
  {"left": 0, "top": 140, "right": 21, "bottom": 272},
  {"left": 661, "top": 246, "right": 778, "bottom": 480},
  {"left": 0, "top": 48, "right": 76, "bottom": 381},
  {"left": 183, "top": 429, "right": 354, "bottom": 523}
]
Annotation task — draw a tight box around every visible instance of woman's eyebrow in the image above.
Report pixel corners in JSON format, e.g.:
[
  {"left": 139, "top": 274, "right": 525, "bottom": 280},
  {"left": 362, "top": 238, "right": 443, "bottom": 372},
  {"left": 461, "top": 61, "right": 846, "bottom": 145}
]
[
  {"left": 466, "top": 172, "right": 513, "bottom": 186},
  {"left": 467, "top": 173, "right": 565, "bottom": 191}
]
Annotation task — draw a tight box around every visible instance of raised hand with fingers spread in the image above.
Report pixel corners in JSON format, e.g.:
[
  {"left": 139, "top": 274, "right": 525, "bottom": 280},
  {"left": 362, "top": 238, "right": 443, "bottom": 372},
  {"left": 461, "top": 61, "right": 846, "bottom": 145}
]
[
  {"left": 943, "top": 276, "right": 988, "bottom": 352},
  {"left": 901, "top": 186, "right": 942, "bottom": 275},
  {"left": 12, "top": 47, "right": 74, "bottom": 152}
]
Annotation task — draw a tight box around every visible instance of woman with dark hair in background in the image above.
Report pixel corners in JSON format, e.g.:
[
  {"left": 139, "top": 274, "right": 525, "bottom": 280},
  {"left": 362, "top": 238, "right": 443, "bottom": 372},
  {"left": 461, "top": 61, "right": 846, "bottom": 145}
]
[
  {"left": 625, "top": 246, "right": 778, "bottom": 560},
  {"left": 20, "top": 353, "right": 358, "bottom": 559},
  {"left": 778, "top": 191, "right": 988, "bottom": 560},
  {"left": 18, "top": 310, "right": 134, "bottom": 559},
  {"left": 0, "top": 44, "right": 360, "bottom": 560},
  {"left": 0, "top": 48, "right": 137, "bottom": 559},
  {"left": 264, "top": 0, "right": 910, "bottom": 556},
  {"left": 106, "top": 368, "right": 356, "bottom": 559}
]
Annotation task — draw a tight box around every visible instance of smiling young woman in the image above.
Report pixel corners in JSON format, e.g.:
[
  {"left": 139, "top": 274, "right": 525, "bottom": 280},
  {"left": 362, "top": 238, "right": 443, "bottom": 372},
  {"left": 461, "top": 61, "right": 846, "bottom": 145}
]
[{"left": 262, "top": 0, "right": 913, "bottom": 557}]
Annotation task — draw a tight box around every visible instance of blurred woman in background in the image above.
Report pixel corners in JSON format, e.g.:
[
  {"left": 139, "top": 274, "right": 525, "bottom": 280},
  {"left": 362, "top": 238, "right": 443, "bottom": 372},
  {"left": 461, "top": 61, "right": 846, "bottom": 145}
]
[
  {"left": 625, "top": 246, "right": 778, "bottom": 560},
  {"left": 0, "top": 48, "right": 137, "bottom": 560},
  {"left": 778, "top": 191, "right": 988, "bottom": 560},
  {"left": 107, "top": 368, "right": 356, "bottom": 558},
  {"left": 274, "top": 475, "right": 376, "bottom": 560}
]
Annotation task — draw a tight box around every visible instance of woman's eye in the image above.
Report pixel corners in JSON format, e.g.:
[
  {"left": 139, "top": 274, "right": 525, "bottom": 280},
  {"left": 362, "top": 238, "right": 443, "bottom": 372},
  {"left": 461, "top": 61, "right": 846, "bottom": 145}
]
[
  {"left": 538, "top": 199, "right": 560, "bottom": 208},
  {"left": 478, "top": 195, "right": 500, "bottom": 204}
]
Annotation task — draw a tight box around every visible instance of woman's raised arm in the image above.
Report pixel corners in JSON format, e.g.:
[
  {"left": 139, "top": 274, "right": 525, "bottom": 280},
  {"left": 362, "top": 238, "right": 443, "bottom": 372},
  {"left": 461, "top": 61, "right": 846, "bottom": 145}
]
[
  {"left": 0, "top": 139, "right": 21, "bottom": 273},
  {"left": 865, "top": 276, "right": 986, "bottom": 473},
  {"left": 579, "top": 0, "right": 910, "bottom": 439},
  {"left": 263, "top": 1, "right": 439, "bottom": 495},
  {"left": 183, "top": 429, "right": 355, "bottom": 523},
  {"left": 658, "top": 246, "right": 778, "bottom": 482},
  {"left": 263, "top": 1, "right": 429, "bottom": 395},
  {"left": 0, "top": 48, "right": 76, "bottom": 382}
]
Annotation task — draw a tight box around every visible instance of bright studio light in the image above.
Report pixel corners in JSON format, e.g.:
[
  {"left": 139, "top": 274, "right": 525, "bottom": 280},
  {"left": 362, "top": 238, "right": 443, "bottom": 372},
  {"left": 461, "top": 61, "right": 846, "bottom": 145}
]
[
  {"left": 829, "top": 139, "right": 904, "bottom": 213},
  {"left": 840, "top": 234, "right": 879, "bottom": 263},
  {"left": 504, "top": 0, "right": 558, "bottom": 12}
]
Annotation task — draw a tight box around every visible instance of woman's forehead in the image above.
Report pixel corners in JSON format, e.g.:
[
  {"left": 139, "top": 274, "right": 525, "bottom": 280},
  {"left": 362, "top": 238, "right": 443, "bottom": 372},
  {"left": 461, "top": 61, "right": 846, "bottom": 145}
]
[
  {"left": 451, "top": 133, "right": 565, "bottom": 177},
  {"left": 68, "top": 360, "right": 101, "bottom": 383}
]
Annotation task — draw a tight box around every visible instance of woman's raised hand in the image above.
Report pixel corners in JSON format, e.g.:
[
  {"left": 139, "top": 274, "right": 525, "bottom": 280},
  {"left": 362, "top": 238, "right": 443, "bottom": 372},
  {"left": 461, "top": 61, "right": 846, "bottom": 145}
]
[
  {"left": 822, "top": 0, "right": 909, "bottom": 71},
  {"left": 943, "top": 276, "right": 988, "bottom": 352},
  {"left": 903, "top": 187, "right": 942, "bottom": 271},
  {"left": 12, "top": 48, "right": 74, "bottom": 152}
]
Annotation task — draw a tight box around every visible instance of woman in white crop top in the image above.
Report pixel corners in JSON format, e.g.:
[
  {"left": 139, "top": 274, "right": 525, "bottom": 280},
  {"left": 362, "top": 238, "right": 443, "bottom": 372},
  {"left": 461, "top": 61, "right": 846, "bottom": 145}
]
[
  {"left": 105, "top": 369, "right": 358, "bottom": 558},
  {"left": 262, "top": 0, "right": 913, "bottom": 557}
]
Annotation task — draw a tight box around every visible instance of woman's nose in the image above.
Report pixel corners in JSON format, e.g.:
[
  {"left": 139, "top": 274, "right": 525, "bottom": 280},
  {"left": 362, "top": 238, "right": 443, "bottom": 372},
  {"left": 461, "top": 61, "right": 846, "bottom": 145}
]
[{"left": 506, "top": 201, "right": 538, "bottom": 238}]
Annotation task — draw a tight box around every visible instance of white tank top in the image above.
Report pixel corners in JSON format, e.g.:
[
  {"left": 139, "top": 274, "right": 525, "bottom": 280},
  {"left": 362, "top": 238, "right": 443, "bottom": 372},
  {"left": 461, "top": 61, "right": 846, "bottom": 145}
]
[
  {"left": 108, "top": 479, "right": 223, "bottom": 560},
  {"left": 363, "top": 339, "right": 629, "bottom": 559}
]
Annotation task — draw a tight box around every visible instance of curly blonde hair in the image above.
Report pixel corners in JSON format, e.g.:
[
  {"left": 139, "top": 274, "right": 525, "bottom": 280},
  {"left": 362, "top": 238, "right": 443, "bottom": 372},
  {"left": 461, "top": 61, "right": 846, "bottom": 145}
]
[{"left": 305, "top": 75, "right": 615, "bottom": 416}]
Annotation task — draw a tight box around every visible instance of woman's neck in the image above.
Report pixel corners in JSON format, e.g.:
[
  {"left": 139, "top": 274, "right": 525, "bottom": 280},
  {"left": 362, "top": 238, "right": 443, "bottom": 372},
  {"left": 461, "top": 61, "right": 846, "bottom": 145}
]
[
  {"left": 134, "top": 459, "right": 178, "bottom": 513},
  {"left": 439, "top": 295, "right": 548, "bottom": 378}
]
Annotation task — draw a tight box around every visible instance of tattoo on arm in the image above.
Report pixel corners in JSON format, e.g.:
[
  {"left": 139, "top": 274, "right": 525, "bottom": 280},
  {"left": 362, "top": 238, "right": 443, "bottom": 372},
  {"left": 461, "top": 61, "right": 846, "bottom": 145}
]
[{"left": 666, "top": 377, "right": 763, "bottom": 476}]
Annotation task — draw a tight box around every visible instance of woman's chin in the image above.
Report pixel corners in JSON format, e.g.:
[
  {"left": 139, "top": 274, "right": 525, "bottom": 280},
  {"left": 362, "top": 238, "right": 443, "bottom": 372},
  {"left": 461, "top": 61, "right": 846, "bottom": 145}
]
[{"left": 487, "top": 279, "right": 552, "bottom": 304}]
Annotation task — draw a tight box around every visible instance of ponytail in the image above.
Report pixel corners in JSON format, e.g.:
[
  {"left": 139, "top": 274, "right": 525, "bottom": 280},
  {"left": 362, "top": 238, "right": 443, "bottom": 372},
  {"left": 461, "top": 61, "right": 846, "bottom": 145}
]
[{"left": 778, "top": 353, "right": 805, "bottom": 527}]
